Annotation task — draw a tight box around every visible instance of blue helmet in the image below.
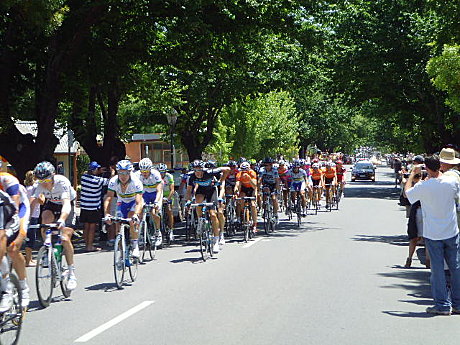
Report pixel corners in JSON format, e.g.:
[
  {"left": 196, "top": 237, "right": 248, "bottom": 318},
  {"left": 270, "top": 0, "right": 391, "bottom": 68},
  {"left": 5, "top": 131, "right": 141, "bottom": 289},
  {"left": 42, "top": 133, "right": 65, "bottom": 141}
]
[
  {"left": 116, "top": 160, "right": 133, "bottom": 171},
  {"left": 34, "top": 161, "right": 55, "bottom": 179}
]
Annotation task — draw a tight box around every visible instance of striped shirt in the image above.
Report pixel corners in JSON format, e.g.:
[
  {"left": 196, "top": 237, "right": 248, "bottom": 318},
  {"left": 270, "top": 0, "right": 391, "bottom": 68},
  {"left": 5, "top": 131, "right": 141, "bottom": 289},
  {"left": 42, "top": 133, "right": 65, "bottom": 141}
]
[{"left": 80, "top": 173, "right": 108, "bottom": 210}]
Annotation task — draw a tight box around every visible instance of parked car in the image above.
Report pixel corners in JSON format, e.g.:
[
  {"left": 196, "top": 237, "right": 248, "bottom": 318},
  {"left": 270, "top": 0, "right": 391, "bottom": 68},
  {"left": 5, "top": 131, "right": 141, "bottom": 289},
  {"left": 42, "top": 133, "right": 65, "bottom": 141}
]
[{"left": 351, "top": 161, "right": 375, "bottom": 182}]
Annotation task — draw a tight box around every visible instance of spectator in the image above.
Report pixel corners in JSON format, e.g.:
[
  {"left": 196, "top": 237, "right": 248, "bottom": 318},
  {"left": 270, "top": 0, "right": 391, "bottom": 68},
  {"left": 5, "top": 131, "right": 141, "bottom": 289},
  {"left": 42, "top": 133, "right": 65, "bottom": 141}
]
[
  {"left": 405, "top": 155, "right": 460, "bottom": 315},
  {"left": 24, "top": 171, "right": 40, "bottom": 267},
  {"left": 393, "top": 158, "right": 402, "bottom": 188},
  {"left": 440, "top": 147, "right": 460, "bottom": 229},
  {"left": 80, "top": 162, "right": 108, "bottom": 251}
]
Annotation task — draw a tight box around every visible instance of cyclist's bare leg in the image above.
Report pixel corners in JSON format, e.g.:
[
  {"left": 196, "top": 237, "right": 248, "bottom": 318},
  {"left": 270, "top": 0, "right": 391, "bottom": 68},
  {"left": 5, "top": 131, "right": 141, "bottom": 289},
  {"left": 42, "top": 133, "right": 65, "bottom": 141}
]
[
  {"left": 166, "top": 204, "right": 174, "bottom": 229},
  {"left": 40, "top": 210, "right": 55, "bottom": 239},
  {"left": 61, "top": 226, "right": 75, "bottom": 266},
  {"left": 8, "top": 236, "right": 26, "bottom": 280},
  {"left": 151, "top": 208, "right": 161, "bottom": 230},
  {"left": 217, "top": 202, "right": 225, "bottom": 233},
  {"left": 208, "top": 209, "right": 220, "bottom": 236},
  {"left": 127, "top": 210, "right": 138, "bottom": 240}
]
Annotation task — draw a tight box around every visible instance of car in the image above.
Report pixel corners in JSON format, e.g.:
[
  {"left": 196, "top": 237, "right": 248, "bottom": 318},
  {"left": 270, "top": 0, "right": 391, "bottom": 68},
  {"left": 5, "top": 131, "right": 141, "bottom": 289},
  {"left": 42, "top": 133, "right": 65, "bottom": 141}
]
[{"left": 351, "top": 161, "right": 375, "bottom": 182}]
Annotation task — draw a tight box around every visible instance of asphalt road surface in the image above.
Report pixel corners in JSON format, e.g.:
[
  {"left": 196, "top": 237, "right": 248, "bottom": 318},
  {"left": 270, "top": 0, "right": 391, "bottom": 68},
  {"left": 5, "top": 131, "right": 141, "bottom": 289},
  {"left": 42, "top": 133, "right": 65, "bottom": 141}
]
[{"left": 19, "top": 166, "right": 460, "bottom": 345}]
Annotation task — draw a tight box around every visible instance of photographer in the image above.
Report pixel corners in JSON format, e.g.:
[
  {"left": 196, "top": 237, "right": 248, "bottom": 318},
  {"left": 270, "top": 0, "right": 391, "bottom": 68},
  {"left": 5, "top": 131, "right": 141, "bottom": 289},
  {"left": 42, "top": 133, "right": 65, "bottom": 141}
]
[{"left": 405, "top": 155, "right": 460, "bottom": 315}]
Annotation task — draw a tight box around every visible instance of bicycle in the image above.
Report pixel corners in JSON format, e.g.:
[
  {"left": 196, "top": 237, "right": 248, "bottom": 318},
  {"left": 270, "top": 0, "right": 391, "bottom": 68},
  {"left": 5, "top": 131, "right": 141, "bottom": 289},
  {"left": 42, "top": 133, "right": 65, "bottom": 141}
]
[
  {"left": 103, "top": 217, "right": 139, "bottom": 289},
  {"left": 138, "top": 203, "right": 161, "bottom": 262},
  {"left": 32, "top": 223, "right": 72, "bottom": 308},
  {"left": 190, "top": 202, "right": 215, "bottom": 261},
  {"left": 224, "top": 194, "right": 237, "bottom": 237},
  {"left": 290, "top": 190, "right": 304, "bottom": 227},
  {"left": 184, "top": 206, "right": 197, "bottom": 241},
  {"left": 311, "top": 185, "right": 322, "bottom": 215},
  {"left": 324, "top": 184, "right": 336, "bottom": 212},
  {"left": 236, "top": 197, "right": 256, "bottom": 242},
  {"left": 262, "top": 191, "right": 277, "bottom": 235},
  {"left": 335, "top": 183, "right": 343, "bottom": 210},
  {"left": 161, "top": 198, "right": 173, "bottom": 246},
  {"left": 0, "top": 258, "right": 23, "bottom": 345}
]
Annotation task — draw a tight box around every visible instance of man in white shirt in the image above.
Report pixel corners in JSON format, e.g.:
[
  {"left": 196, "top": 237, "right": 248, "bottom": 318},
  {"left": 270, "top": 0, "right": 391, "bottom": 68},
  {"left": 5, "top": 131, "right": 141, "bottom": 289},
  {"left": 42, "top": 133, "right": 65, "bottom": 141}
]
[{"left": 405, "top": 155, "right": 460, "bottom": 315}]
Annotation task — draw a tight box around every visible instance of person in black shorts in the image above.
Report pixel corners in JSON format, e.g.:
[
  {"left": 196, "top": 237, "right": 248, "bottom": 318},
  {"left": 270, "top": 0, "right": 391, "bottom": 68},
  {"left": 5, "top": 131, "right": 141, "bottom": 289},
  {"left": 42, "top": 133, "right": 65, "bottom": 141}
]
[{"left": 185, "top": 160, "right": 230, "bottom": 253}]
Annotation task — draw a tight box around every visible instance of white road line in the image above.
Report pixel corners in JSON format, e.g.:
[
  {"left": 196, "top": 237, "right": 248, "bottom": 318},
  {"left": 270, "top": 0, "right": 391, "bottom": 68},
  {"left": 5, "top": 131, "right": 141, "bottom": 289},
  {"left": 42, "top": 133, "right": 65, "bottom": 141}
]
[
  {"left": 74, "top": 301, "right": 154, "bottom": 343},
  {"left": 242, "top": 237, "right": 263, "bottom": 248}
]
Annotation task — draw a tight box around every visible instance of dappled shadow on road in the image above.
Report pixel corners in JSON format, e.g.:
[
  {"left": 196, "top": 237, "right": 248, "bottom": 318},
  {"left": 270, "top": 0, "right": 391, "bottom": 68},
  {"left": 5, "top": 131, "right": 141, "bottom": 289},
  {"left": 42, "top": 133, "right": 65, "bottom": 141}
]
[
  {"left": 344, "top": 182, "right": 400, "bottom": 200},
  {"left": 84, "top": 282, "right": 122, "bottom": 292},
  {"left": 352, "top": 234, "right": 408, "bottom": 247},
  {"left": 379, "top": 269, "right": 433, "bottom": 318}
]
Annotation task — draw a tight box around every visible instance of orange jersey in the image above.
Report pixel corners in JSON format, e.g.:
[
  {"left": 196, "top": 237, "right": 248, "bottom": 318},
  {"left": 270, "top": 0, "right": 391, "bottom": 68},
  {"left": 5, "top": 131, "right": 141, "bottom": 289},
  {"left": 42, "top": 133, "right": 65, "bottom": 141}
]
[
  {"left": 324, "top": 168, "right": 336, "bottom": 179},
  {"left": 310, "top": 168, "right": 323, "bottom": 181},
  {"left": 236, "top": 170, "right": 257, "bottom": 188}
]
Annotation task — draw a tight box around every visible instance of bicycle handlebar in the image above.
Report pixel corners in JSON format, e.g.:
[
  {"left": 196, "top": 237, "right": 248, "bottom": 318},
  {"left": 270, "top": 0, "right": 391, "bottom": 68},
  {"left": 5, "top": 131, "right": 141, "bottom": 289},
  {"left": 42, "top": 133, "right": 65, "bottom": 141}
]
[
  {"left": 102, "top": 216, "right": 131, "bottom": 224},
  {"left": 190, "top": 202, "right": 215, "bottom": 207},
  {"left": 28, "top": 223, "right": 60, "bottom": 229}
]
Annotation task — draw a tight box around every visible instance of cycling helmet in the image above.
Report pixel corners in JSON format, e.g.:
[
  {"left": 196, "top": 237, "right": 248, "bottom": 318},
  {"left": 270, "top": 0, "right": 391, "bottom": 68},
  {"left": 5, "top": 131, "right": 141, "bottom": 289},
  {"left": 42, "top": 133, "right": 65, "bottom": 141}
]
[
  {"left": 262, "top": 157, "right": 274, "bottom": 164},
  {"left": 293, "top": 160, "right": 302, "bottom": 168},
  {"left": 313, "top": 158, "right": 319, "bottom": 163},
  {"left": 336, "top": 160, "right": 343, "bottom": 165},
  {"left": 157, "top": 163, "right": 168, "bottom": 172},
  {"left": 279, "top": 160, "right": 285, "bottom": 165},
  {"left": 240, "top": 162, "right": 250, "bottom": 170},
  {"left": 139, "top": 158, "right": 153, "bottom": 171},
  {"left": 34, "top": 161, "right": 55, "bottom": 179},
  {"left": 238, "top": 157, "right": 247, "bottom": 165},
  {"left": 227, "top": 160, "right": 237, "bottom": 167},
  {"left": 205, "top": 160, "right": 217, "bottom": 169},
  {"left": 312, "top": 163, "right": 320, "bottom": 169},
  {"left": 116, "top": 159, "right": 133, "bottom": 171},
  {"left": 191, "top": 160, "right": 204, "bottom": 168}
]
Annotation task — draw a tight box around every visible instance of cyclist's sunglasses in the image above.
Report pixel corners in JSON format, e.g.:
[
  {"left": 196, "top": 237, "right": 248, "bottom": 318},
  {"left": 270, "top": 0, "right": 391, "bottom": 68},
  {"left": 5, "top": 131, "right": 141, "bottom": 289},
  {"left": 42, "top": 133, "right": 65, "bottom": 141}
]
[
  {"left": 118, "top": 171, "right": 130, "bottom": 175},
  {"left": 194, "top": 167, "right": 203, "bottom": 172},
  {"left": 38, "top": 178, "right": 52, "bottom": 184},
  {"left": 140, "top": 170, "right": 150, "bottom": 173}
]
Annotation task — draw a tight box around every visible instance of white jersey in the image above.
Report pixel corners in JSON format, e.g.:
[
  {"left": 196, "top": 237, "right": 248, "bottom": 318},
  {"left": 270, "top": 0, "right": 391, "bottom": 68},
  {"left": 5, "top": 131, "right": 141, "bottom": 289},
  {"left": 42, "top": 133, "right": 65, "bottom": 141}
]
[
  {"left": 289, "top": 168, "right": 307, "bottom": 182},
  {"left": 134, "top": 169, "right": 163, "bottom": 193},
  {"left": 259, "top": 167, "right": 279, "bottom": 185},
  {"left": 108, "top": 174, "right": 143, "bottom": 203},
  {"left": 33, "top": 174, "right": 76, "bottom": 204}
]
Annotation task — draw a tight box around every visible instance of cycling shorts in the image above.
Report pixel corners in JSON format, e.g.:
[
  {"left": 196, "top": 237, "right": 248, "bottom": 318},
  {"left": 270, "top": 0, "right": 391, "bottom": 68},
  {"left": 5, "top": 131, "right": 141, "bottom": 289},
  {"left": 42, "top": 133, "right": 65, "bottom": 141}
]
[
  {"left": 262, "top": 183, "right": 276, "bottom": 194},
  {"left": 312, "top": 179, "right": 321, "bottom": 187},
  {"left": 117, "top": 200, "right": 136, "bottom": 218},
  {"left": 337, "top": 174, "right": 344, "bottom": 182},
  {"left": 143, "top": 191, "right": 157, "bottom": 204},
  {"left": 325, "top": 177, "right": 334, "bottom": 186},
  {"left": 196, "top": 188, "right": 218, "bottom": 203},
  {"left": 42, "top": 201, "right": 76, "bottom": 229},
  {"left": 290, "top": 181, "right": 305, "bottom": 192},
  {"left": 240, "top": 186, "right": 255, "bottom": 197}
]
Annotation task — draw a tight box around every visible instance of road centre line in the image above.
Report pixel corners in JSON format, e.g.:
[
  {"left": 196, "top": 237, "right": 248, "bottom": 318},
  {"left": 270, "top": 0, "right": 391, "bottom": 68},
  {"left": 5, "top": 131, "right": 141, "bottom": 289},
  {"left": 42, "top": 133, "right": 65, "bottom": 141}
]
[
  {"left": 74, "top": 301, "right": 154, "bottom": 343},
  {"left": 242, "top": 237, "right": 263, "bottom": 248}
]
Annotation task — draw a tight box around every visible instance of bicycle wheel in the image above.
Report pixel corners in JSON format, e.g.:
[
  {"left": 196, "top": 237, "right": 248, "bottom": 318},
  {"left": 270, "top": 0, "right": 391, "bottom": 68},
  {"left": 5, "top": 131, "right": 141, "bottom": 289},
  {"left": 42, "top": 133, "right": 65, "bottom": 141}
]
[
  {"left": 199, "top": 222, "right": 211, "bottom": 261},
  {"left": 147, "top": 217, "right": 157, "bottom": 261},
  {"left": 296, "top": 196, "right": 302, "bottom": 228},
  {"left": 206, "top": 223, "right": 214, "bottom": 258},
  {"left": 140, "top": 219, "right": 148, "bottom": 263},
  {"left": 263, "top": 204, "right": 270, "bottom": 235},
  {"left": 244, "top": 208, "right": 252, "bottom": 241},
  {"left": 35, "top": 246, "right": 55, "bottom": 308},
  {"left": 128, "top": 244, "right": 139, "bottom": 282},
  {"left": 113, "top": 233, "right": 125, "bottom": 289},
  {"left": 59, "top": 259, "right": 72, "bottom": 299},
  {"left": 0, "top": 274, "right": 23, "bottom": 345}
]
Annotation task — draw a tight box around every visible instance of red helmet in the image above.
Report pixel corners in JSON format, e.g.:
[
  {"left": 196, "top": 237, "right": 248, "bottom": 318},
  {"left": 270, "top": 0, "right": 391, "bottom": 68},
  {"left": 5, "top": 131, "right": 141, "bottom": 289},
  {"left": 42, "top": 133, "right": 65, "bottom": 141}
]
[{"left": 336, "top": 160, "right": 343, "bottom": 165}]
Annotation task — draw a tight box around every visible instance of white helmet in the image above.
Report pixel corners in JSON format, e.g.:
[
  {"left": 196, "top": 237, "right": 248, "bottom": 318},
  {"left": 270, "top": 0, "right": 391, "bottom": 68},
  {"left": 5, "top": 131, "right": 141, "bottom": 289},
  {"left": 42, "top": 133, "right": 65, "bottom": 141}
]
[
  {"left": 240, "top": 162, "right": 250, "bottom": 170},
  {"left": 157, "top": 163, "right": 168, "bottom": 172},
  {"left": 312, "top": 163, "right": 320, "bottom": 169},
  {"left": 139, "top": 158, "right": 153, "bottom": 171}
]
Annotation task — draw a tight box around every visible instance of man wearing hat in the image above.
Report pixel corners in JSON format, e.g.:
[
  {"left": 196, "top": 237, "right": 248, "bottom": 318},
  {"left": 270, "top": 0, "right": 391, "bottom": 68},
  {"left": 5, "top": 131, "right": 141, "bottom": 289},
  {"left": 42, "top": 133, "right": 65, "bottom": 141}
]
[
  {"left": 80, "top": 161, "right": 108, "bottom": 251},
  {"left": 440, "top": 147, "right": 460, "bottom": 228}
]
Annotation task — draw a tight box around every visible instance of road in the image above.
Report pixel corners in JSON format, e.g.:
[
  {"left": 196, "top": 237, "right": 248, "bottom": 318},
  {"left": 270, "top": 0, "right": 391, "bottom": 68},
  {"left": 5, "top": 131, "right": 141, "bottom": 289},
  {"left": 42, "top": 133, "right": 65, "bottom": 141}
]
[{"left": 19, "top": 166, "right": 460, "bottom": 345}]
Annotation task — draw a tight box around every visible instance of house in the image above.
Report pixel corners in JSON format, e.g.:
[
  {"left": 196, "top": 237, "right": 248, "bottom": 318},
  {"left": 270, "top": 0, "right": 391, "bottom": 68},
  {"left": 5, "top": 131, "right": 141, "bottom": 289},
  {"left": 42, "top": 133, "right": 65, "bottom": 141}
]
[
  {"left": 125, "top": 133, "right": 189, "bottom": 169},
  {"left": 3, "top": 121, "right": 80, "bottom": 187}
]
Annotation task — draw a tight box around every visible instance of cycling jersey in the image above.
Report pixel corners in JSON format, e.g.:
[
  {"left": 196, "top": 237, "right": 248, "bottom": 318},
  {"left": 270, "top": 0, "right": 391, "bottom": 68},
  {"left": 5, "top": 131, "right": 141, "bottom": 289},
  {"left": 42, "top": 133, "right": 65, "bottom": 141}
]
[
  {"left": 236, "top": 170, "right": 257, "bottom": 188},
  {"left": 0, "top": 172, "right": 20, "bottom": 197},
  {"left": 134, "top": 169, "right": 162, "bottom": 193},
  {"left": 108, "top": 174, "right": 143, "bottom": 203},
  {"left": 33, "top": 174, "right": 77, "bottom": 204},
  {"left": 289, "top": 168, "right": 307, "bottom": 182},
  {"left": 336, "top": 167, "right": 346, "bottom": 181},
  {"left": 324, "top": 168, "right": 336, "bottom": 179},
  {"left": 310, "top": 169, "right": 323, "bottom": 181},
  {"left": 188, "top": 168, "right": 223, "bottom": 194},
  {"left": 259, "top": 167, "right": 279, "bottom": 185},
  {"left": 162, "top": 172, "right": 175, "bottom": 198},
  {"left": 226, "top": 168, "right": 239, "bottom": 187}
]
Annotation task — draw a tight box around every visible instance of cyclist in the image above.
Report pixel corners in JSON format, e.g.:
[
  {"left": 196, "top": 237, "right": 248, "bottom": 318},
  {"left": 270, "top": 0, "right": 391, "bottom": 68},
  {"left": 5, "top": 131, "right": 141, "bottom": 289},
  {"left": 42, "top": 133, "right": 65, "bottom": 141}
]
[
  {"left": 234, "top": 162, "right": 258, "bottom": 233},
  {"left": 278, "top": 160, "right": 291, "bottom": 213},
  {"left": 0, "top": 189, "right": 21, "bottom": 312},
  {"left": 157, "top": 163, "right": 175, "bottom": 241},
  {"left": 310, "top": 163, "right": 324, "bottom": 205},
  {"left": 289, "top": 160, "right": 309, "bottom": 216},
  {"left": 259, "top": 157, "right": 280, "bottom": 224},
  {"left": 104, "top": 160, "right": 144, "bottom": 257},
  {"left": 30, "top": 161, "right": 77, "bottom": 291},
  {"left": 323, "top": 162, "right": 337, "bottom": 206},
  {"left": 335, "top": 160, "right": 346, "bottom": 196},
  {"left": 225, "top": 160, "right": 238, "bottom": 196},
  {"left": 185, "top": 160, "right": 230, "bottom": 253}
]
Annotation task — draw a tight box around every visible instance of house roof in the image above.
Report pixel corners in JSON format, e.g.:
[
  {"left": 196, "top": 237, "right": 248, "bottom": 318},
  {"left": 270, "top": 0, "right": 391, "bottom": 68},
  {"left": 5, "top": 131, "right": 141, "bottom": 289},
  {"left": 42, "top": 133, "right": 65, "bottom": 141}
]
[
  {"left": 15, "top": 121, "right": 79, "bottom": 153},
  {"left": 131, "top": 133, "right": 163, "bottom": 141}
]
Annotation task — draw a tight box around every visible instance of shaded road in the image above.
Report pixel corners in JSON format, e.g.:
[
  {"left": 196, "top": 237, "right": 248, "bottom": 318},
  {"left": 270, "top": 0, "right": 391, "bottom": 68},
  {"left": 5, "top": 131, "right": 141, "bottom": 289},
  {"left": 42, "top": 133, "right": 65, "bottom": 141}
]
[{"left": 19, "top": 166, "right": 460, "bottom": 345}]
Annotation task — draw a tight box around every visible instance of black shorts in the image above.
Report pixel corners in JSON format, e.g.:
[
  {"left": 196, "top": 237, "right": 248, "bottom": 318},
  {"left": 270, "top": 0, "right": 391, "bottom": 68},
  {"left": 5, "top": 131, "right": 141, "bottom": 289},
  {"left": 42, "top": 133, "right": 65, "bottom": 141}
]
[
  {"left": 42, "top": 201, "right": 76, "bottom": 229},
  {"left": 325, "top": 177, "right": 334, "bottom": 186},
  {"left": 196, "top": 187, "right": 217, "bottom": 203},
  {"left": 240, "top": 186, "right": 255, "bottom": 197},
  {"left": 262, "top": 183, "right": 276, "bottom": 193},
  {"left": 79, "top": 209, "right": 101, "bottom": 224},
  {"left": 312, "top": 179, "right": 321, "bottom": 187}
]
